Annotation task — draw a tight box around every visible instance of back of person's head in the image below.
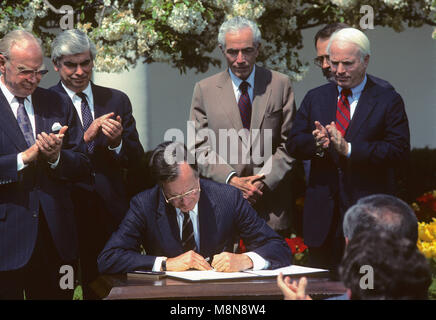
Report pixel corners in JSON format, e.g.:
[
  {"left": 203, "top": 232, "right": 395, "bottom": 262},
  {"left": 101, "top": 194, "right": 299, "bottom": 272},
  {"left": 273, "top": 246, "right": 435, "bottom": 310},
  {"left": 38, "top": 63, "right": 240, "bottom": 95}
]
[
  {"left": 343, "top": 194, "right": 418, "bottom": 243},
  {"left": 339, "top": 229, "right": 431, "bottom": 300},
  {"left": 327, "top": 27, "right": 370, "bottom": 61},
  {"left": 314, "top": 22, "right": 349, "bottom": 46},
  {"left": 150, "top": 141, "right": 198, "bottom": 184},
  {"left": 218, "top": 16, "right": 261, "bottom": 48},
  {"left": 51, "top": 29, "right": 97, "bottom": 65}
]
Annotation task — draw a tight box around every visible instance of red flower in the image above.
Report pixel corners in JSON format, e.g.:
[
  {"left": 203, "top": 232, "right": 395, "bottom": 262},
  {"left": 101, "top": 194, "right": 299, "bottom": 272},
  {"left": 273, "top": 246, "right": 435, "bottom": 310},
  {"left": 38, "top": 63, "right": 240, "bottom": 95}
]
[{"left": 285, "top": 237, "right": 308, "bottom": 255}]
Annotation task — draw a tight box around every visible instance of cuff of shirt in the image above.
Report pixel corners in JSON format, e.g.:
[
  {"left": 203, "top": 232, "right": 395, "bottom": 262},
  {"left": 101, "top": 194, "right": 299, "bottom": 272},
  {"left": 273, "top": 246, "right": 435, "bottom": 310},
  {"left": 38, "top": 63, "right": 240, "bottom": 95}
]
[
  {"left": 108, "top": 140, "right": 123, "bottom": 154},
  {"left": 153, "top": 256, "right": 167, "bottom": 271},
  {"left": 225, "top": 171, "right": 237, "bottom": 184},
  {"left": 346, "top": 143, "right": 352, "bottom": 158},
  {"left": 244, "top": 252, "right": 270, "bottom": 270},
  {"left": 48, "top": 153, "right": 61, "bottom": 169},
  {"left": 17, "top": 153, "right": 27, "bottom": 171}
]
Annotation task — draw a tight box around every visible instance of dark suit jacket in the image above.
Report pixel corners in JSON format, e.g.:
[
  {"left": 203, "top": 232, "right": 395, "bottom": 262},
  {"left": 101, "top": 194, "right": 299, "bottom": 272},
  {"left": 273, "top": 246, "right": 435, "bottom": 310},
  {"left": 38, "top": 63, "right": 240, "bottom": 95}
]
[
  {"left": 0, "top": 87, "right": 91, "bottom": 271},
  {"left": 190, "top": 65, "right": 296, "bottom": 231},
  {"left": 97, "top": 179, "right": 293, "bottom": 274},
  {"left": 50, "top": 82, "right": 145, "bottom": 223},
  {"left": 286, "top": 75, "right": 410, "bottom": 247}
]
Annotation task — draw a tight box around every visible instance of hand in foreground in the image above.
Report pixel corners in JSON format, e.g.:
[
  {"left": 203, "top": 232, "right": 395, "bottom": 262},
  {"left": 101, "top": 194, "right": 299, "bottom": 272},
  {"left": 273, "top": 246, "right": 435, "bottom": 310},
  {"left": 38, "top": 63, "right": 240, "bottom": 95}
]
[
  {"left": 22, "top": 143, "right": 40, "bottom": 164},
  {"left": 325, "top": 121, "right": 349, "bottom": 156},
  {"left": 211, "top": 252, "right": 253, "bottom": 272},
  {"left": 229, "top": 174, "right": 264, "bottom": 205},
  {"left": 312, "top": 121, "right": 330, "bottom": 149},
  {"left": 84, "top": 112, "right": 115, "bottom": 143},
  {"left": 35, "top": 126, "right": 68, "bottom": 163},
  {"left": 102, "top": 115, "right": 123, "bottom": 148},
  {"left": 166, "top": 250, "right": 212, "bottom": 271},
  {"left": 277, "top": 273, "right": 312, "bottom": 300}
]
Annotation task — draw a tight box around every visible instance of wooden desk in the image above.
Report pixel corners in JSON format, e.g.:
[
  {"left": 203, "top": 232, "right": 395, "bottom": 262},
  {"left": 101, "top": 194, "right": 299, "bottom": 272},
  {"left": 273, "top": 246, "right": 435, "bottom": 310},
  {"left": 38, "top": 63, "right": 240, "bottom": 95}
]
[{"left": 90, "top": 274, "right": 346, "bottom": 300}]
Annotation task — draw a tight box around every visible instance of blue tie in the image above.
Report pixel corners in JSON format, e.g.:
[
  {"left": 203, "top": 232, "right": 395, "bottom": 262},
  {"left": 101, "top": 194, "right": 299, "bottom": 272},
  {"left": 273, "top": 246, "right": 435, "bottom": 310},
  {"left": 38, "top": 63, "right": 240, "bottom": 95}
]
[
  {"left": 15, "top": 97, "right": 35, "bottom": 147},
  {"left": 76, "top": 92, "right": 95, "bottom": 153}
]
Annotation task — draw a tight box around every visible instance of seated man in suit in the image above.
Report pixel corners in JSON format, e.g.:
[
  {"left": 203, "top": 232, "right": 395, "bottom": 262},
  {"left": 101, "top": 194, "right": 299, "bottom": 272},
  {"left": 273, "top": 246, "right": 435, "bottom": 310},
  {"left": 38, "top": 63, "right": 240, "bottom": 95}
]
[{"left": 98, "top": 142, "right": 293, "bottom": 273}]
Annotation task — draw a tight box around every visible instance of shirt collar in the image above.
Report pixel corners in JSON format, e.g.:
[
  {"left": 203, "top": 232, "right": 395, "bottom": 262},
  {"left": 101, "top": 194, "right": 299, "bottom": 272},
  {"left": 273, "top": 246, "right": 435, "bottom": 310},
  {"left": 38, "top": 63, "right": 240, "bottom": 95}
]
[
  {"left": 61, "top": 81, "right": 92, "bottom": 102},
  {"left": 0, "top": 76, "right": 32, "bottom": 105},
  {"left": 228, "top": 65, "right": 256, "bottom": 90},
  {"left": 338, "top": 74, "right": 367, "bottom": 98}
]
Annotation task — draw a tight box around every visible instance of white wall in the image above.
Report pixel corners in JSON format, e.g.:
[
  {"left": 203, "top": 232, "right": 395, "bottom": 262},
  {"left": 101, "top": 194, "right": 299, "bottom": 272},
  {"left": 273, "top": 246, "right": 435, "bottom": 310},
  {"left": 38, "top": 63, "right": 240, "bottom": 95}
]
[{"left": 40, "top": 25, "right": 436, "bottom": 151}]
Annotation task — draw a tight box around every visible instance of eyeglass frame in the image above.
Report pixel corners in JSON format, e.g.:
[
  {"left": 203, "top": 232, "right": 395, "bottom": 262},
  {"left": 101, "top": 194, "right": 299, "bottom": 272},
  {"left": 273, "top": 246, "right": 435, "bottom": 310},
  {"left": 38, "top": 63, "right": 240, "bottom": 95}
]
[
  {"left": 1, "top": 54, "right": 49, "bottom": 78},
  {"left": 162, "top": 185, "right": 201, "bottom": 204}
]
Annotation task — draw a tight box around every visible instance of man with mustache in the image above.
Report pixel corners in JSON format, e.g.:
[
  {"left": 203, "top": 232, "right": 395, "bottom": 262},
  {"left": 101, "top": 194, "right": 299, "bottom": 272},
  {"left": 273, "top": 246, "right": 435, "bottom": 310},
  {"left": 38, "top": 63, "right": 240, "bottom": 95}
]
[
  {"left": 0, "top": 30, "right": 90, "bottom": 299},
  {"left": 50, "top": 29, "right": 144, "bottom": 299},
  {"left": 286, "top": 28, "right": 410, "bottom": 276},
  {"left": 190, "top": 17, "right": 296, "bottom": 237}
]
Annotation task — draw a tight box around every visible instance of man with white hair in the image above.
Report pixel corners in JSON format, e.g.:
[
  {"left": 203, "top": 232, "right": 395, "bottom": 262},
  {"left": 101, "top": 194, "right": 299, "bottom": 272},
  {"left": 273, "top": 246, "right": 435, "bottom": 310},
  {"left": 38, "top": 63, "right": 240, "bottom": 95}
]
[
  {"left": 50, "top": 29, "right": 144, "bottom": 299},
  {"left": 190, "top": 16, "right": 296, "bottom": 236},
  {"left": 286, "top": 28, "right": 410, "bottom": 275}
]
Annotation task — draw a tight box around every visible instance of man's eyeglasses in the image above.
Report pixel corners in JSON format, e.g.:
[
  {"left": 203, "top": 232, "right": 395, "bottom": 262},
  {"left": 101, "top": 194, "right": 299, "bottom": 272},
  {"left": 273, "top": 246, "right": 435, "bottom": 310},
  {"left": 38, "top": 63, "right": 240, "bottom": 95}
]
[
  {"left": 2, "top": 54, "right": 48, "bottom": 78},
  {"left": 163, "top": 186, "right": 201, "bottom": 204},
  {"left": 313, "top": 55, "right": 329, "bottom": 67},
  {"left": 225, "top": 47, "right": 257, "bottom": 58}
]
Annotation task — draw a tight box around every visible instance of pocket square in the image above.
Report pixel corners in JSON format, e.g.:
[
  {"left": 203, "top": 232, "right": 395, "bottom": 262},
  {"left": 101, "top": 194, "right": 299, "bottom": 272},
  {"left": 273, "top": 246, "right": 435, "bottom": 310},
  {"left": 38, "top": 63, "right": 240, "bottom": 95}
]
[{"left": 51, "top": 122, "right": 62, "bottom": 132}]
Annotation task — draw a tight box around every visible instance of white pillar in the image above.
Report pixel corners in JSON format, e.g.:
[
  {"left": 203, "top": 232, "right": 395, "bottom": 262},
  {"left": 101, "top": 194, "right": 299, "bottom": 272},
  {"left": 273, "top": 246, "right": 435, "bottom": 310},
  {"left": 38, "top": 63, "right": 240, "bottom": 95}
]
[{"left": 93, "top": 63, "right": 149, "bottom": 150}]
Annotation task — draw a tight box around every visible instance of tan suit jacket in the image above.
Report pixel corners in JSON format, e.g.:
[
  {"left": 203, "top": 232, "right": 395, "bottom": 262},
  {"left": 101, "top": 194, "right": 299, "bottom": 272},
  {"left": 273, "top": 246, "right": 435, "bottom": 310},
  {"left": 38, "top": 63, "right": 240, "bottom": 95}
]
[{"left": 189, "top": 65, "right": 296, "bottom": 232}]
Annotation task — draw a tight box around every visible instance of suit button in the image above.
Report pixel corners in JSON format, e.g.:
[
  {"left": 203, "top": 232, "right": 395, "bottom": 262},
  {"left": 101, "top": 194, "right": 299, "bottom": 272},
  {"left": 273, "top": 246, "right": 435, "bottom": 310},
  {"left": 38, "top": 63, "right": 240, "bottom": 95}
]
[{"left": 33, "top": 211, "right": 38, "bottom": 218}]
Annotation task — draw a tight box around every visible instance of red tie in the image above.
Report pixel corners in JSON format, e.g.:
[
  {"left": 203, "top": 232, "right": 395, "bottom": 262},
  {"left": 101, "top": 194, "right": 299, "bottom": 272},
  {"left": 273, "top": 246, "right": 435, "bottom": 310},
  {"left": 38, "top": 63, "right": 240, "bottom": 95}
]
[
  {"left": 336, "top": 88, "right": 352, "bottom": 137},
  {"left": 238, "top": 81, "right": 252, "bottom": 129}
]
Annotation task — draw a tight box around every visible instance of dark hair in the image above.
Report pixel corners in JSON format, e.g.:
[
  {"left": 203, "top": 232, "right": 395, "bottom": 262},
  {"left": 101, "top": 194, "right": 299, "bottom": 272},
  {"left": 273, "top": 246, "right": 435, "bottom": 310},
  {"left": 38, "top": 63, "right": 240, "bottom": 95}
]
[
  {"left": 343, "top": 194, "right": 418, "bottom": 243},
  {"left": 339, "top": 229, "right": 431, "bottom": 300},
  {"left": 150, "top": 141, "right": 198, "bottom": 184},
  {"left": 314, "top": 22, "right": 350, "bottom": 47}
]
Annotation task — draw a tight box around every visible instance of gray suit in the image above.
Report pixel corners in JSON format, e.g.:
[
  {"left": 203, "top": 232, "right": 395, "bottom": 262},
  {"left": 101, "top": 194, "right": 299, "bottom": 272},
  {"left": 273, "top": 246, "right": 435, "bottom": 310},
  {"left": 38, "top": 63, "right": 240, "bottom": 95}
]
[{"left": 190, "top": 65, "right": 296, "bottom": 232}]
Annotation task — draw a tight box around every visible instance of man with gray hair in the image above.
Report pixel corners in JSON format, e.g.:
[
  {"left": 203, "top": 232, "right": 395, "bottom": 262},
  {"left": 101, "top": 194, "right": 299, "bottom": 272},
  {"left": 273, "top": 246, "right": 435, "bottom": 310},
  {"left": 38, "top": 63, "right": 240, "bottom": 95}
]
[
  {"left": 190, "top": 16, "right": 296, "bottom": 237},
  {"left": 49, "top": 29, "right": 144, "bottom": 299},
  {"left": 0, "top": 30, "right": 90, "bottom": 299},
  {"left": 287, "top": 28, "right": 410, "bottom": 275},
  {"left": 97, "top": 141, "right": 292, "bottom": 274}
]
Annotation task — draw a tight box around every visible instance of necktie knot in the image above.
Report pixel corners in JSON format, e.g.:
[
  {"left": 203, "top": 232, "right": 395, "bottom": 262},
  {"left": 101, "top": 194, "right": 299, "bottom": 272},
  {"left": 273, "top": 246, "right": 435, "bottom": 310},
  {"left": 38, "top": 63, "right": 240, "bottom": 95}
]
[
  {"left": 239, "top": 81, "right": 250, "bottom": 94},
  {"left": 77, "top": 92, "right": 87, "bottom": 102},
  {"left": 15, "top": 96, "right": 25, "bottom": 105},
  {"left": 341, "top": 88, "right": 352, "bottom": 98}
]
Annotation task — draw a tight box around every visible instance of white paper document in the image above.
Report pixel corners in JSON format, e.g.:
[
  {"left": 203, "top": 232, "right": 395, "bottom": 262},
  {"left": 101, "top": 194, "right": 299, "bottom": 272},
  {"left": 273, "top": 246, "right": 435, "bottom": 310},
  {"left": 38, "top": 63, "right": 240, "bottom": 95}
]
[{"left": 166, "top": 265, "right": 328, "bottom": 282}]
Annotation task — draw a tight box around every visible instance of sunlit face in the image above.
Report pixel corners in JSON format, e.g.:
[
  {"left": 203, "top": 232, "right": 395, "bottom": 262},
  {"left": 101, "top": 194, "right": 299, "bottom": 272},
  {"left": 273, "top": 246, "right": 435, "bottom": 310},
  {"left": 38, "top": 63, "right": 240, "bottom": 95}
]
[
  {"left": 162, "top": 162, "right": 201, "bottom": 212},
  {"left": 0, "top": 42, "right": 44, "bottom": 97},
  {"left": 221, "top": 27, "right": 259, "bottom": 80},
  {"left": 328, "top": 40, "right": 369, "bottom": 89},
  {"left": 315, "top": 37, "right": 334, "bottom": 81},
  {"left": 54, "top": 51, "right": 93, "bottom": 93}
]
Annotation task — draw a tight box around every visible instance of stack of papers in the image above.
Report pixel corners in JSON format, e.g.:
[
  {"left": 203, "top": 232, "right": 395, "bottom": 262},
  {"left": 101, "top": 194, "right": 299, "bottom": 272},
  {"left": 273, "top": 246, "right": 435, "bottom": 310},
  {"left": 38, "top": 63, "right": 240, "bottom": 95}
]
[{"left": 166, "top": 265, "right": 328, "bottom": 281}]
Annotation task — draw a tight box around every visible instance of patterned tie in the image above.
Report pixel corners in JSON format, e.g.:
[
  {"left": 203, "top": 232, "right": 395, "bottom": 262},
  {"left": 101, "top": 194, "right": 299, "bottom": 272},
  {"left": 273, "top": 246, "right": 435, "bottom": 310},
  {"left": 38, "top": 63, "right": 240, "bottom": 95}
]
[
  {"left": 15, "top": 97, "right": 35, "bottom": 147},
  {"left": 238, "top": 81, "right": 252, "bottom": 129},
  {"left": 336, "top": 88, "right": 352, "bottom": 137},
  {"left": 181, "top": 211, "right": 196, "bottom": 252},
  {"left": 76, "top": 92, "right": 95, "bottom": 153}
]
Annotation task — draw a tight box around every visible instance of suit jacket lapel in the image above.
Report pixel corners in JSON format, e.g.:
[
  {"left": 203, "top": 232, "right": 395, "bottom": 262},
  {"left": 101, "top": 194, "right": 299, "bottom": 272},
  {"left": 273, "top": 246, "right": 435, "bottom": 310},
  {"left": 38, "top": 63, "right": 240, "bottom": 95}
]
[
  {"left": 250, "top": 66, "right": 271, "bottom": 130},
  {"left": 32, "top": 88, "right": 45, "bottom": 135},
  {"left": 155, "top": 190, "right": 184, "bottom": 253},
  {"left": 217, "top": 71, "right": 244, "bottom": 131},
  {"left": 0, "top": 90, "right": 30, "bottom": 150},
  {"left": 198, "top": 183, "right": 219, "bottom": 258},
  {"left": 90, "top": 82, "right": 103, "bottom": 119},
  {"left": 345, "top": 78, "right": 376, "bottom": 142}
]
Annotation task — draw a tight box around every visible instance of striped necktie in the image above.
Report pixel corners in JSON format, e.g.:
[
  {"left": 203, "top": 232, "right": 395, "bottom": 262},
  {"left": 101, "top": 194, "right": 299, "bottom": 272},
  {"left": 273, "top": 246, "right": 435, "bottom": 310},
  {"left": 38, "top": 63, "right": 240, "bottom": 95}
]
[
  {"left": 76, "top": 92, "right": 95, "bottom": 153},
  {"left": 336, "top": 88, "right": 352, "bottom": 137},
  {"left": 181, "top": 211, "right": 196, "bottom": 252},
  {"left": 15, "top": 96, "right": 35, "bottom": 147}
]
